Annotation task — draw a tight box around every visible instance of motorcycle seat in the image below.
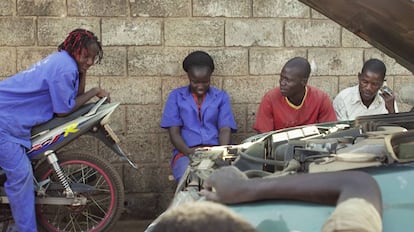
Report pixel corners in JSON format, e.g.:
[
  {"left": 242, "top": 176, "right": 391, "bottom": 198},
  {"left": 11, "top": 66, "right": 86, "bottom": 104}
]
[{"left": 31, "top": 103, "right": 95, "bottom": 136}]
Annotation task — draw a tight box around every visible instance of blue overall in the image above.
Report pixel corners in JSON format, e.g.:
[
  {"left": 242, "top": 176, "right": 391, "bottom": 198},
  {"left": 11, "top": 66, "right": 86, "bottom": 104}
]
[
  {"left": 160, "top": 86, "right": 237, "bottom": 181},
  {"left": 0, "top": 51, "right": 78, "bottom": 231}
]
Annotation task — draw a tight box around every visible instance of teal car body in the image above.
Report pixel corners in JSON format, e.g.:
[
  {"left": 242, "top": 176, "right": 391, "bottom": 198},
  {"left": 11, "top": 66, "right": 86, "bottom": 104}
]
[{"left": 230, "top": 163, "right": 414, "bottom": 232}]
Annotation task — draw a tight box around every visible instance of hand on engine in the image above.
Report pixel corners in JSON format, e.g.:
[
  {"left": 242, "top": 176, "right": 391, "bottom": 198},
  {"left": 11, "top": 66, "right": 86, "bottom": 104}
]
[{"left": 200, "top": 166, "right": 248, "bottom": 204}]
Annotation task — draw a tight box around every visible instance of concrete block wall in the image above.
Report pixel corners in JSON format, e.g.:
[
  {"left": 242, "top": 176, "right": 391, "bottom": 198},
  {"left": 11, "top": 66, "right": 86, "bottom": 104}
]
[{"left": 0, "top": 0, "right": 413, "bottom": 219}]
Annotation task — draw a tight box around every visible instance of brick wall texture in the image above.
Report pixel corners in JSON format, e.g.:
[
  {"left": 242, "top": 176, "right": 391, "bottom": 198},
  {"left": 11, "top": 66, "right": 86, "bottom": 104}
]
[{"left": 1, "top": 0, "right": 413, "bottom": 220}]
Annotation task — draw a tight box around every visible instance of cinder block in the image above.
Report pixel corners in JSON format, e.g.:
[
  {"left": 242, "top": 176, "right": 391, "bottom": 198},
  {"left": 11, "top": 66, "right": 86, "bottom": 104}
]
[
  {"left": 308, "top": 76, "right": 339, "bottom": 99},
  {"left": 0, "top": 18, "right": 35, "bottom": 46},
  {"left": 207, "top": 48, "right": 249, "bottom": 76},
  {"left": 121, "top": 134, "right": 161, "bottom": 164},
  {"left": 159, "top": 132, "right": 174, "bottom": 163},
  {"left": 17, "top": 47, "right": 55, "bottom": 72},
  {"left": 84, "top": 76, "right": 100, "bottom": 92},
  {"left": 37, "top": 18, "right": 100, "bottom": 46},
  {"left": 0, "top": 48, "right": 16, "bottom": 76},
  {"left": 193, "top": 0, "right": 250, "bottom": 17},
  {"left": 364, "top": 48, "right": 412, "bottom": 76},
  {"left": 311, "top": 9, "right": 327, "bottom": 19},
  {"left": 17, "top": 0, "right": 66, "bottom": 16},
  {"left": 101, "top": 77, "right": 162, "bottom": 104},
  {"left": 0, "top": 0, "right": 15, "bottom": 16},
  {"left": 223, "top": 76, "right": 277, "bottom": 104},
  {"left": 232, "top": 104, "right": 248, "bottom": 133},
  {"left": 308, "top": 48, "right": 363, "bottom": 76},
  {"left": 68, "top": 0, "right": 127, "bottom": 16},
  {"left": 338, "top": 76, "right": 359, "bottom": 91},
  {"left": 285, "top": 20, "right": 341, "bottom": 47},
  {"left": 128, "top": 47, "right": 191, "bottom": 76},
  {"left": 102, "top": 18, "right": 162, "bottom": 46},
  {"left": 253, "top": 0, "right": 310, "bottom": 18},
  {"left": 164, "top": 19, "right": 224, "bottom": 46},
  {"left": 161, "top": 76, "right": 188, "bottom": 103},
  {"left": 104, "top": 104, "right": 126, "bottom": 135},
  {"left": 247, "top": 103, "right": 260, "bottom": 133},
  {"left": 126, "top": 105, "right": 163, "bottom": 134},
  {"left": 249, "top": 48, "right": 307, "bottom": 75},
  {"left": 394, "top": 76, "right": 414, "bottom": 97},
  {"left": 130, "top": 0, "right": 190, "bottom": 17},
  {"left": 123, "top": 163, "right": 176, "bottom": 193},
  {"left": 88, "top": 47, "right": 127, "bottom": 76},
  {"left": 393, "top": 76, "right": 414, "bottom": 112},
  {"left": 123, "top": 193, "right": 175, "bottom": 219},
  {"left": 226, "top": 19, "right": 283, "bottom": 47},
  {"left": 342, "top": 29, "right": 371, "bottom": 48}
]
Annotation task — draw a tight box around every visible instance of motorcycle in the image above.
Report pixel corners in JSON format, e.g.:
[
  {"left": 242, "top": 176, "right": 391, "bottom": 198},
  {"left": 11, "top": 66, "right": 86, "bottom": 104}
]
[{"left": 0, "top": 97, "right": 137, "bottom": 232}]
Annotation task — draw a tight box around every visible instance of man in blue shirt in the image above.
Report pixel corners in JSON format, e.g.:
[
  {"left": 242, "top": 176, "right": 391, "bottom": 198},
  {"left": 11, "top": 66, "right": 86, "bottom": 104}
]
[
  {"left": 0, "top": 29, "right": 110, "bottom": 231},
  {"left": 161, "top": 51, "right": 237, "bottom": 182}
]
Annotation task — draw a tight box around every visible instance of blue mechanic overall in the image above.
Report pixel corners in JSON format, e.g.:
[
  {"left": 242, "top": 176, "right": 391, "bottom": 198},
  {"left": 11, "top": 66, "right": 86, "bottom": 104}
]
[
  {"left": 0, "top": 50, "right": 79, "bottom": 231},
  {"left": 161, "top": 86, "right": 237, "bottom": 181}
]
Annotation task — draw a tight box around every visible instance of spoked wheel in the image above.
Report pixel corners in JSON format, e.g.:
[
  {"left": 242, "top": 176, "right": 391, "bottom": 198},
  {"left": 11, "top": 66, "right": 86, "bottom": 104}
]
[{"left": 34, "top": 152, "right": 124, "bottom": 232}]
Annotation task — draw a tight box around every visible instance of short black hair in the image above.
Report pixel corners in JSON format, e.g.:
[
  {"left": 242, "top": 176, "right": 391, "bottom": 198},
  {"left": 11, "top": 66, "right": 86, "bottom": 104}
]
[
  {"left": 58, "top": 28, "right": 103, "bottom": 64},
  {"left": 182, "top": 50, "right": 215, "bottom": 73},
  {"left": 361, "top": 58, "right": 386, "bottom": 78},
  {"left": 284, "top": 57, "right": 311, "bottom": 79},
  {"left": 152, "top": 201, "right": 257, "bottom": 232}
]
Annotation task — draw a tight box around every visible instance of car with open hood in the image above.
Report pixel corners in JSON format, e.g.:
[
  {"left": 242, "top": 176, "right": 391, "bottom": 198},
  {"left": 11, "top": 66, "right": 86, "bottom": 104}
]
[{"left": 145, "top": 1, "right": 414, "bottom": 231}]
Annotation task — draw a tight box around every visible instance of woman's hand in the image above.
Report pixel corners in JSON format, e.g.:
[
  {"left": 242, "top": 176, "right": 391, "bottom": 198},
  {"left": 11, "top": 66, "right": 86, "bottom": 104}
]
[{"left": 94, "top": 87, "right": 111, "bottom": 103}]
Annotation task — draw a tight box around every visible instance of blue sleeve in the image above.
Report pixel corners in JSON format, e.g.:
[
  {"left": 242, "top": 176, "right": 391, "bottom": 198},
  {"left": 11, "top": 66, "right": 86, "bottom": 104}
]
[
  {"left": 161, "top": 90, "right": 183, "bottom": 128},
  {"left": 48, "top": 71, "right": 78, "bottom": 114},
  {"left": 218, "top": 92, "right": 237, "bottom": 132}
]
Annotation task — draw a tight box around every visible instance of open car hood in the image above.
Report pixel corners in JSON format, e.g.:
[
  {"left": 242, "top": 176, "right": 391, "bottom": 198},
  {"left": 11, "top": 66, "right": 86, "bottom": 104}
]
[{"left": 298, "top": 0, "right": 414, "bottom": 73}]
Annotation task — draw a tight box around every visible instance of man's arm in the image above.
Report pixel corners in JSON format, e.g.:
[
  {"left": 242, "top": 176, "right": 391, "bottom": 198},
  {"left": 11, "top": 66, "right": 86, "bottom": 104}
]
[
  {"left": 168, "top": 126, "right": 195, "bottom": 155},
  {"left": 218, "top": 127, "right": 232, "bottom": 145},
  {"left": 200, "top": 167, "right": 382, "bottom": 215}
]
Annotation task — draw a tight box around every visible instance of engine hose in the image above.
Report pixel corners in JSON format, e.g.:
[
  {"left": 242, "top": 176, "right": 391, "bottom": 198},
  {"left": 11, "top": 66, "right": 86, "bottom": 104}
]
[{"left": 238, "top": 150, "right": 287, "bottom": 166}]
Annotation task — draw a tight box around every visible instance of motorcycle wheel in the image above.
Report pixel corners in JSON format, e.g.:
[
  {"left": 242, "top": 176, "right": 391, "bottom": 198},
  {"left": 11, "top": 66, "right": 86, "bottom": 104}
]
[{"left": 34, "top": 151, "right": 125, "bottom": 232}]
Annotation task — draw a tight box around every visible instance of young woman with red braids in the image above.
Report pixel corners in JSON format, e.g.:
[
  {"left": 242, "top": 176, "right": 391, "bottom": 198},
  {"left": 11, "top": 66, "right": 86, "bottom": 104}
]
[{"left": 0, "top": 28, "right": 109, "bottom": 231}]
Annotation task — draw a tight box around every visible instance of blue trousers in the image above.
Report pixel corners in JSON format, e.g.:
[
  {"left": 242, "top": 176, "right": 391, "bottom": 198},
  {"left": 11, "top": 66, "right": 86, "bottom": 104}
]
[
  {"left": 172, "top": 155, "right": 189, "bottom": 182},
  {"left": 0, "top": 139, "right": 37, "bottom": 232}
]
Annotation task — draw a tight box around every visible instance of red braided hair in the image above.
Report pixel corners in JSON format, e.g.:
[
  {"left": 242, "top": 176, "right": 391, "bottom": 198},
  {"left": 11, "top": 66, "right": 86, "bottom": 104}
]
[{"left": 58, "top": 28, "right": 103, "bottom": 64}]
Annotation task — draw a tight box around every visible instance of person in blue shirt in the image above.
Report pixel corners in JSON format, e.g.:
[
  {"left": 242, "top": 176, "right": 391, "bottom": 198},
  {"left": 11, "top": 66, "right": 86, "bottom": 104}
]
[
  {"left": 161, "top": 51, "right": 237, "bottom": 182},
  {"left": 0, "top": 29, "right": 110, "bottom": 232}
]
